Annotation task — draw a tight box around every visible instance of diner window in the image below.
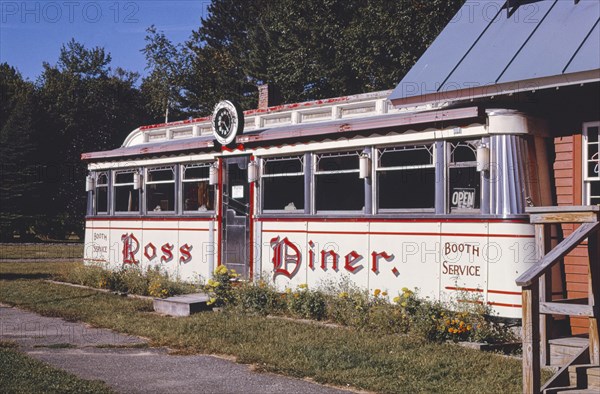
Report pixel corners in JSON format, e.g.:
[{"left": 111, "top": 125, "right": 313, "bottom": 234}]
[
  {"left": 377, "top": 144, "right": 435, "bottom": 210},
  {"left": 182, "top": 164, "right": 214, "bottom": 212},
  {"left": 448, "top": 141, "right": 480, "bottom": 212},
  {"left": 146, "top": 166, "right": 175, "bottom": 213},
  {"left": 315, "top": 151, "right": 364, "bottom": 212},
  {"left": 95, "top": 172, "right": 109, "bottom": 214},
  {"left": 114, "top": 170, "right": 140, "bottom": 213},
  {"left": 584, "top": 122, "right": 600, "bottom": 205},
  {"left": 262, "top": 156, "right": 304, "bottom": 211}
]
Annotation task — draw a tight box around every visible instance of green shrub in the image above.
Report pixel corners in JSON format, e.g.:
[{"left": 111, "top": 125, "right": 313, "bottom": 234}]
[
  {"left": 408, "top": 290, "right": 516, "bottom": 344},
  {"left": 286, "top": 284, "right": 327, "bottom": 320},
  {"left": 205, "top": 265, "right": 238, "bottom": 307},
  {"left": 234, "top": 280, "right": 285, "bottom": 316}
]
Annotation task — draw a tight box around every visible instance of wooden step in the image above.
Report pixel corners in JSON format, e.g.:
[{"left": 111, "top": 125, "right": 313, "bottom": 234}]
[
  {"left": 549, "top": 337, "right": 589, "bottom": 366},
  {"left": 153, "top": 293, "right": 211, "bottom": 317},
  {"left": 544, "top": 385, "right": 578, "bottom": 394},
  {"left": 587, "top": 366, "right": 600, "bottom": 389},
  {"left": 568, "top": 364, "right": 597, "bottom": 389}
]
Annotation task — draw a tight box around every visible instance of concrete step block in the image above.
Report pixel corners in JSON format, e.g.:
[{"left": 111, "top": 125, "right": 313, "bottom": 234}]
[{"left": 153, "top": 293, "right": 212, "bottom": 317}]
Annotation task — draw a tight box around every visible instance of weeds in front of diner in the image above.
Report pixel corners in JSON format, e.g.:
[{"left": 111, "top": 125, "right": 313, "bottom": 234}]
[
  {"left": 204, "top": 267, "right": 516, "bottom": 345},
  {"left": 53, "top": 261, "right": 515, "bottom": 344},
  {"left": 55, "top": 263, "right": 197, "bottom": 298}
]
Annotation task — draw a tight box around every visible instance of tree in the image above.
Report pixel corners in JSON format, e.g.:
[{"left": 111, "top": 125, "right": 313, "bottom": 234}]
[
  {"left": 141, "top": 26, "right": 190, "bottom": 122},
  {"left": 184, "top": 0, "right": 264, "bottom": 115},
  {"left": 183, "top": 0, "right": 464, "bottom": 111},
  {"left": 36, "top": 39, "right": 147, "bottom": 237},
  {"left": 0, "top": 64, "right": 41, "bottom": 240}
]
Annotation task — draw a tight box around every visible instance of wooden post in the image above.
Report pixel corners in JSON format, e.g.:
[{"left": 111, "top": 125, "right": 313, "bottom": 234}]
[
  {"left": 536, "top": 224, "right": 552, "bottom": 366},
  {"left": 523, "top": 285, "right": 541, "bottom": 394},
  {"left": 588, "top": 227, "right": 600, "bottom": 365}
]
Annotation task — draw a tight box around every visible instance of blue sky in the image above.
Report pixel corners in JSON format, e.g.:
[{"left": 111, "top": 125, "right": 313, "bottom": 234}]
[{"left": 0, "top": 1, "right": 209, "bottom": 81}]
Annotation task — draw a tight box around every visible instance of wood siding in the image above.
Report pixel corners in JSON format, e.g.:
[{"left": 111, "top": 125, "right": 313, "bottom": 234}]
[{"left": 553, "top": 135, "right": 589, "bottom": 335}]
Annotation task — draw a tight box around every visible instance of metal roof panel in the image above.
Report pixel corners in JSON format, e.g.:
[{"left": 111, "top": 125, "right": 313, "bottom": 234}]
[
  {"left": 445, "top": 0, "right": 555, "bottom": 87},
  {"left": 565, "top": 20, "right": 600, "bottom": 74},
  {"left": 390, "top": 0, "right": 600, "bottom": 107},
  {"left": 498, "top": 0, "right": 600, "bottom": 83},
  {"left": 389, "top": 1, "right": 504, "bottom": 101}
]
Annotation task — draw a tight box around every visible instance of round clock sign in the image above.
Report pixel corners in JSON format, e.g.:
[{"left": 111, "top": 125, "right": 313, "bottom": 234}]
[{"left": 212, "top": 100, "right": 244, "bottom": 146}]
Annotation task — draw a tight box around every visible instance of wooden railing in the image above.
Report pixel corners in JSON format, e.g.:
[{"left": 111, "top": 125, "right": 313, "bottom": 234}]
[{"left": 516, "top": 206, "right": 600, "bottom": 394}]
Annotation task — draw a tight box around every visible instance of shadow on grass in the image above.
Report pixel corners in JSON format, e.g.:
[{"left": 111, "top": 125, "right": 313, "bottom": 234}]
[{"left": 0, "top": 273, "right": 53, "bottom": 280}]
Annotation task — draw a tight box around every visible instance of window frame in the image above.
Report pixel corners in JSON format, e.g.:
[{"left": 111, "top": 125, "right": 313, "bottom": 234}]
[
  {"left": 94, "top": 171, "right": 110, "bottom": 215},
  {"left": 145, "top": 165, "right": 177, "bottom": 214},
  {"left": 583, "top": 121, "right": 600, "bottom": 205},
  {"left": 375, "top": 143, "right": 436, "bottom": 213},
  {"left": 447, "top": 140, "right": 482, "bottom": 214},
  {"left": 181, "top": 162, "right": 215, "bottom": 214},
  {"left": 260, "top": 155, "right": 306, "bottom": 214},
  {"left": 113, "top": 168, "right": 141, "bottom": 215},
  {"left": 313, "top": 150, "right": 365, "bottom": 214}
]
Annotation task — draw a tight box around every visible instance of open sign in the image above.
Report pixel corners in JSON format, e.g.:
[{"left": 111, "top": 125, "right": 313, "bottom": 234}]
[{"left": 451, "top": 188, "right": 476, "bottom": 209}]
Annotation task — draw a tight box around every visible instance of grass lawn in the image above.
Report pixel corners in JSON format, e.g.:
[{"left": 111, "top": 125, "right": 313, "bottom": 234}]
[
  {"left": 0, "top": 243, "right": 83, "bottom": 260},
  {"left": 0, "top": 341, "right": 112, "bottom": 393},
  {"left": 0, "top": 261, "right": 548, "bottom": 394}
]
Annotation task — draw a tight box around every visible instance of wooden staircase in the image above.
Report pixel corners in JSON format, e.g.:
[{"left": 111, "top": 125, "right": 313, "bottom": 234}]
[
  {"left": 516, "top": 206, "right": 600, "bottom": 394},
  {"left": 543, "top": 364, "right": 600, "bottom": 393}
]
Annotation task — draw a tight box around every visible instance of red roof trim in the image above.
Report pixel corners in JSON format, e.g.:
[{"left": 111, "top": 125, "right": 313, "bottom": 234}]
[{"left": 140, "top": 116, "right": 211, "bottom": 131}]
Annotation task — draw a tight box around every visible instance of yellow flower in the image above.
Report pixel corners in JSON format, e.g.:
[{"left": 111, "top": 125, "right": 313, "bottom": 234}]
[
  {"left": 207, "top": 297, "right": 217, "bottom": 305},
  {"left": 401, "top": 287, "right": 409, "bottom": 292},
  {"left": 374, "top": 289, "right": 381, "bottom": 297},
  {"left": 298, "top": 283, "right": 308, "bottom": 289},
  {"left": 401, "top": 301, "right": 407, "bottom": 307},
  {"left": 382, "top": 291, "right": 388, "bottom": 297},
  {"left": 216, "top": 265, "right": 228, "bottom": 275},
  {"left": 339, "top": 292, "right": 349, "bottom": 299},
  {"left": 285, "top": 288, "right": 292, "bottom": 294},
  {"left": 392, "top": 296, "right": 401, "bottom": 304}
]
